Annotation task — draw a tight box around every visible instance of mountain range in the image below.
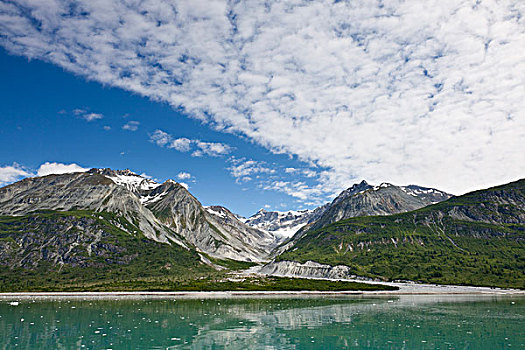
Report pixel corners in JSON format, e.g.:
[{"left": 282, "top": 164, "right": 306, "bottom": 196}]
[
  {"left": 0, "top": 168, "right": 523, "bottom": 290},
  {"left": 0, "top": 169, "right": 279, "bottom": 263},
  {"left": 275, "top": 179, "right": 525, "bottom": 288},
  {"left": 241, "top": 180, "right": 451, "bottom": 237}
]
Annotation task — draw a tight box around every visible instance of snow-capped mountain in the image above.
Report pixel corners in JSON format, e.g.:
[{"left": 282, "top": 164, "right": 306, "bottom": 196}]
[
  {"left": 94, "top": 168, "right": 161, "bottom": 193},
  {"left": 243, "top": 205, "right": 329, "bottom": 238},
  {"left": 244, "top": 180, "right": 451, "bottom": 239},
  {"left": 309, "top": 180, "right": 452, "bottom": 231},
  {"left": 0, "top": 168, "right": 279, "bottom": 262},
  {"left": 205, "top": 206, "right": 283, "bottom": 251}
]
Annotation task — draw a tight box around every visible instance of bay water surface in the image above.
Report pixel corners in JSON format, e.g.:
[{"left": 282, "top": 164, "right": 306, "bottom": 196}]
[{"left": 0, "top": 294, "right": 523, "bottom": 349}]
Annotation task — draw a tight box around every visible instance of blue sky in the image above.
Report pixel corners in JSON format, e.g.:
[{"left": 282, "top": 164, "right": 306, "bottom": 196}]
[
  {"left": 0, "top": 0, "right": 524, "bottom": 217},
  {"left": 0, "top": 48, "right": 326, "bottom": 217}
]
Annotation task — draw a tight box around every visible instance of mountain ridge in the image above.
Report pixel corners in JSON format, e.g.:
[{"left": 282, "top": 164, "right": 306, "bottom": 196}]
[
  {"left": 276, "top": 179, "right": 525, "bottom": 288},
  {"left": 308, "top": 181, "right": 452, "bottom": 232},
  {"left": 0, "top": 168, "right": 279, "bottom": 263},
  {"left": 1, "top": 168, "right": 523, "bottom": 290}
]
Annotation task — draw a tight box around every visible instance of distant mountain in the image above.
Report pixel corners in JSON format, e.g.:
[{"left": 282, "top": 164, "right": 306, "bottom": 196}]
[
  {"left": 0, "top": 169, "right": 278, "bottom": 263},
  {"left": 243, "top": 180, "right": 451, "bottom": 241},
  {"left": 275, "top": 179, "right": 525, "bottom": 288},
  {"left": 243, "top": 206, "right": 329, "bottom": 237},
  {"left": 308, "top": 180, "right": 451, "bottom": 231}
]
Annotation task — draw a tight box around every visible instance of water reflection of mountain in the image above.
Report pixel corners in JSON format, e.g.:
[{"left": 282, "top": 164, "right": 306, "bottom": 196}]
[
  {"left": 177, "top": 295, "right": 522, "bottom": 349},
  {"left": 0, "top": 296, "right": 522, "bottom": 349}
]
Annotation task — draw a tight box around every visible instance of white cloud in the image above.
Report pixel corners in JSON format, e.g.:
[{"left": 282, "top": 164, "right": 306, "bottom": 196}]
[
  {"left": 71, "top": 108, "right": 103, "bottom": 122},
  {"left": 0, "top": 163, "right": 31, "bottom": 187},
  {"left": 263, "top": 180, "right": 328, "bottom": 204},
  {"left": 302, "top": 169, "right": 317, "bottom": 178},
  {"left": 228, "top": 158, "right": 275, "bottom": 183},
  {"left": 193, "top": 141, "right": 231, "bottom": 157},
  {"left": 81, "top": 113, "right": 103, "bottom": 122},
  {"left": 103, "top": 125, "right": 111, "bottom": 131},
  {"left": 169, "top": 138, "right": 192, "bottom": 152},
  {"left": 37, "top": 162, "right": 89, "bottom": 176},
  {"left": 72, "top": 109, "right": 86, "bottom": 116},
  {"left": 177, "top": 171, "right": 192, "bottom": 180},
  {"left": 0, "top": 162, "right": 91, "bottom": 187},
  {"left": 150, "top": 130, "right": 172, "bottom": 147},
  {"left": 2, "top": 1, "right": 524, "bottom": 197},
  {"left": 151, "top": 129, "right": 232, "bottom": 157},
  {"left": 122, "top": 120, "right": 140, "bottom": 131}
]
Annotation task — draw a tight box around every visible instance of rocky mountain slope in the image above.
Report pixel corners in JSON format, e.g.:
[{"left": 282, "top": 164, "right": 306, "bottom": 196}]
[
  {"left": 0, "top": 210, "right": 212, "bottom": 291},
  {"left": 276, "top": 179, "right": 525, "bottom": 288},
  {"left": 244, "top": 180, "right": 451, "bottom": 240},
  {"left": 308, "top": 180, "right": 451, "bottom": 231},
  {"left": 0, "top": 169, "right": 279, "bottom": 263}
]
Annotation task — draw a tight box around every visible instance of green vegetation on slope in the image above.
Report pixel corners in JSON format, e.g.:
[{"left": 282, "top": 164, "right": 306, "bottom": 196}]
[
  {"left": 0, "top": 211, "right": 213, "bottom": 292},
  {"left": 278, "top": 180, "right": 525, "bottom": 289},
  {"left": 0, "top": 210, "right": 393, "bottom": 292}
]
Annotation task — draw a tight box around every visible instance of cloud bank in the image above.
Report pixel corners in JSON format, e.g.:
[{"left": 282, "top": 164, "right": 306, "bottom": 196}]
[
  {"left": 0, "top": 163, "right": 31, "bottom": 186},
  {"left": 37, "top": 162, "right": 89, "bottom": 176},
  {"left": 0, "top": 162, "right": 89, "bottom": 187},
  {"left": 1, "top": 0, "right": 524, "bottom": 196}
]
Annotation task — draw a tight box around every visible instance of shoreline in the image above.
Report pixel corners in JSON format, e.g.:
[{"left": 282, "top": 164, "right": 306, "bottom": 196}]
[{"left": 0, "top": 287, "right": 523, "bottom": 299}]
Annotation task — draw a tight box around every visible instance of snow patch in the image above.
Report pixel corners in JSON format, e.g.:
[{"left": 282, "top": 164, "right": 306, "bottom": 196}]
[
  {"left": 400, "top": 186, "right": 441, "bottom": 197},
  {"left": 107, "top": 173, "right": 161, "bottom": 193},
  {"left": 373, "top": 183, "right": 392, "bottom": 190},
  {"left": 245, "top": 209, "right": 314, "bottom": 237},
  {"left": 140, "top": 191, "right": 168, "bottom": 204},
  {"left": 205, "top": 206, "right": 228, "bottom": 219},
  {"left": 271, "top": 222, "right": 308, "bottom": 238}
]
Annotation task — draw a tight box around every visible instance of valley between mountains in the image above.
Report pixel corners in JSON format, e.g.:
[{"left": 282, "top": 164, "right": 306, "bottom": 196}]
[{"left": 0, "top": 168, "right": 523, "bottom": 291}]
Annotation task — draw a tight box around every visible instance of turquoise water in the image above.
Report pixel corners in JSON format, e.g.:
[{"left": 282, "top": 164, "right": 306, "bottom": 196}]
[{"left": 0, "top": 295, "right": 523, "bottom": 349}]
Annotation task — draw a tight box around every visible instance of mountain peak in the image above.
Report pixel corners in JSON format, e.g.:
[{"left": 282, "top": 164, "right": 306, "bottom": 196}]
[
  {"left": 349, "top": 180, "right": 372, "bottom": 191},
  {"left": 163, "top": 179, "right": 179, "bottom": 185},
  {"left": 332, "top": 180, "right": 373, "bottom": 205},
  {"left": 88, "top": 168, "right": 161, "bottom": 193},
  {"left": 89, "top": 167, "right": 139, "bottom": 177}
]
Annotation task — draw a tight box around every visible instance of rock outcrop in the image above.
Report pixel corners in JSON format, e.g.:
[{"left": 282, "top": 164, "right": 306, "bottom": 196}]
[{"left": 258, "top": 260, "right": 359, "bottom": 280}]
